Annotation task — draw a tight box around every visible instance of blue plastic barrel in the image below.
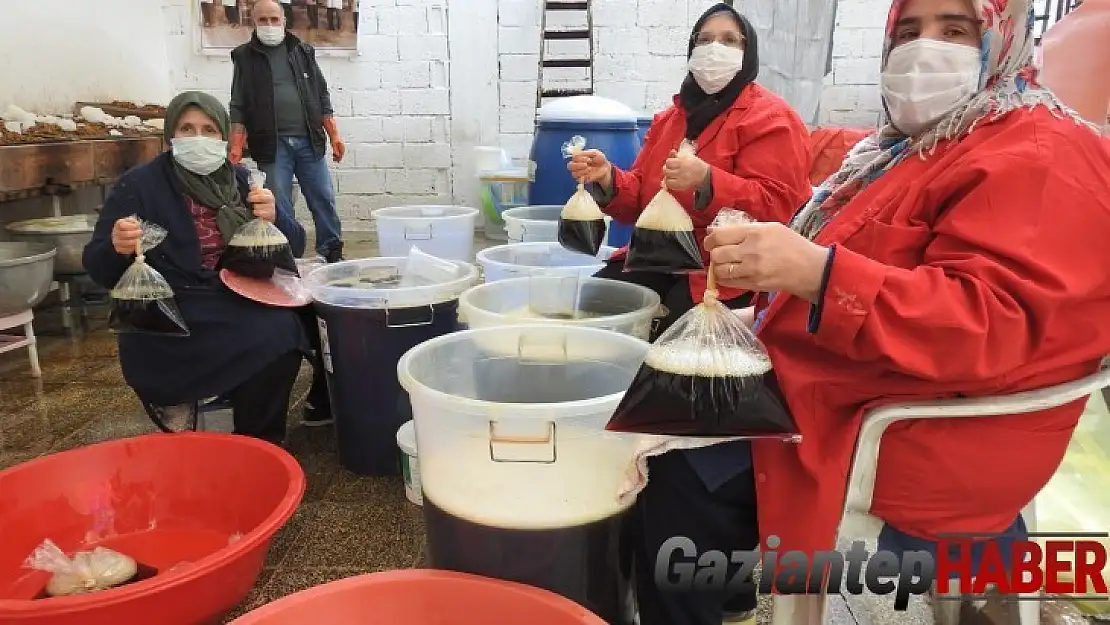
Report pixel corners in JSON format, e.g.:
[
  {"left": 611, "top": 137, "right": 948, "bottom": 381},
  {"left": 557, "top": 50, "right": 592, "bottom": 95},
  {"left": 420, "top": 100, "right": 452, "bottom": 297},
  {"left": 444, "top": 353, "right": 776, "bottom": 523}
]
[
  {"left": 636, "top": 115, "right": 653, "bottom": 146},
  {"left": 528, "top": 96, "right": 640, "bottom": 248}
]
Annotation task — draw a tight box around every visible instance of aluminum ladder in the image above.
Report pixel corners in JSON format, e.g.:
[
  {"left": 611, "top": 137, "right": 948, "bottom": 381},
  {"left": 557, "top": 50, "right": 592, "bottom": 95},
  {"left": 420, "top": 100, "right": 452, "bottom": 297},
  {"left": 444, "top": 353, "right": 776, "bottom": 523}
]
[{"left": 535, "top": 0, "right": 595, "bottom": 113}]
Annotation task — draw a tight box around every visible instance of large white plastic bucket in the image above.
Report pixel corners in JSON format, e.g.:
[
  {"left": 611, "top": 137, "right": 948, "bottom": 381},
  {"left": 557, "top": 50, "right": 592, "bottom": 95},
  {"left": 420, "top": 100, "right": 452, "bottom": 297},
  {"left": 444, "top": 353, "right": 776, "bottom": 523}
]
[
  {"left": 373, "top": 206, "right": 478, "bottom": 262},
  {"left": 396, "top": 420, "right": 422, "bottom": 506},
  {"left": 502, "top": 205, "right": 561, "bottom": 243},
  {"left": 396, "top": 324, "right": 648, "bottom": 625},
  {"left": 476, "top": 242, "right": 606, "bottom": 283},
  {"left": 458, "top": 276, "right": 660, "bottom": 341}
]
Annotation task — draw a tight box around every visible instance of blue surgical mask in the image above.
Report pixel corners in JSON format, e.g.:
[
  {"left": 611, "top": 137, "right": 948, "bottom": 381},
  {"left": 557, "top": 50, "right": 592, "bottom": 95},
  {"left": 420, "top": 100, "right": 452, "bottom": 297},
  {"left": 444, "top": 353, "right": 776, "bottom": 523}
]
[{"left": 171, "top": 136, "right": 228, "bottom": 176}]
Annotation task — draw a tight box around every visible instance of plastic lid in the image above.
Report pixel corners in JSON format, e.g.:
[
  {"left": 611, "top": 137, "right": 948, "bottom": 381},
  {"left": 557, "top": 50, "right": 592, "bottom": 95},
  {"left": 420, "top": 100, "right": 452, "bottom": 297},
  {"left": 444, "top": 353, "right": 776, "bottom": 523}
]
[
  {"left": 372, "top": 206, "right": 478, "bottom": 221},
  {"left": 6, "top": 214, "right": 97, "bottom": 235},
  {"left": 305, "top": 257, "right": 479, "bottom": 309},
  {"left": 537, "top": 96, "right": 638, "bottom": 124}
]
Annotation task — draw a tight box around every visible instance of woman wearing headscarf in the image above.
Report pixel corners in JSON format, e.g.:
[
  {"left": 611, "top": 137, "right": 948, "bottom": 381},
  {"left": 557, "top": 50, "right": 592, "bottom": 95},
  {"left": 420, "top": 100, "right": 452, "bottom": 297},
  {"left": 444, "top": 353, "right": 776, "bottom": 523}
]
[
  {"left": 702, "top": 0, "right": 1110, "bottom": 597},
  {"left": 83, "top": 91, "right": 312, "bottom": 445},
  {"left": 568, "top": 3, "right": 812, "bottom": 338}
]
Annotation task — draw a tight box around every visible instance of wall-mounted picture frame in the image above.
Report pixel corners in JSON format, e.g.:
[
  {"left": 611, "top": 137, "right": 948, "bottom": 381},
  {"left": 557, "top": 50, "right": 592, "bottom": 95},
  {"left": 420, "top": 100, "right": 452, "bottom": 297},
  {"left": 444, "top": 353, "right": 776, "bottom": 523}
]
[{"left": 196, "top": 0, "right": 361, "bottom": 57}]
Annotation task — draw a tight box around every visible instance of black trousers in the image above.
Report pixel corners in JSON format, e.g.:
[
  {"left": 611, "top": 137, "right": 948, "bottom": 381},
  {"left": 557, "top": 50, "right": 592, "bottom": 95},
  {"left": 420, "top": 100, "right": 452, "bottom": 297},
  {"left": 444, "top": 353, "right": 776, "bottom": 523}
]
[
  {"left": 297, "top": 306, "right": 331, "bottom": 412},
  {"left": 230, "top": 350, "right": 303, "bottom": 445},
  {"left": 631, "top": 452, "right": 759, "bottom": 625},
  {"left": 224, "top": 5, "right": 239, "bottom": 24},
  {"left": 327, "top": 7, "right": 341, "bottom": 29},
  {"left": 308, "top": 4, "right": 319, "bottom": 28},
  {"left": 282, "top": 3, "right": 294, "bottom": 26},
  {"left": 593, "top": 260, "right": 752, "bottom": 340}
]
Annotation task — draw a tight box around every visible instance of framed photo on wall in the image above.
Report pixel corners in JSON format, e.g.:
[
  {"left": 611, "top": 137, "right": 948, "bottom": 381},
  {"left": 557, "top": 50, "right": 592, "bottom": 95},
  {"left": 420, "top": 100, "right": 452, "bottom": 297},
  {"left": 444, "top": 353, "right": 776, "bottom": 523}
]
[{"left": 196, "top": 0, "right": 361, "bottom": 56}]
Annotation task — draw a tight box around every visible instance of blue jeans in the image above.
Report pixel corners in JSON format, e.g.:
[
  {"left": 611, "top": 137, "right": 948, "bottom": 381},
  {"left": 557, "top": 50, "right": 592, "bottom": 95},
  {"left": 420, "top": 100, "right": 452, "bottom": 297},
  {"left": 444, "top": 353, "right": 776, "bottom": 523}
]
[{"left": 259, "top": 136, "right": 342, "bottom": 256}]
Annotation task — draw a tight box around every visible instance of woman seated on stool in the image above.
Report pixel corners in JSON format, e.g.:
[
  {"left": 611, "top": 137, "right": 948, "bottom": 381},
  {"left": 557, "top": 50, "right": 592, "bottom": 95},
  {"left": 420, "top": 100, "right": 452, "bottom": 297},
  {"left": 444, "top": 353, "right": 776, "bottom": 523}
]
[{"left": 83, "top": 91, "right": 310, "bottom": 445}]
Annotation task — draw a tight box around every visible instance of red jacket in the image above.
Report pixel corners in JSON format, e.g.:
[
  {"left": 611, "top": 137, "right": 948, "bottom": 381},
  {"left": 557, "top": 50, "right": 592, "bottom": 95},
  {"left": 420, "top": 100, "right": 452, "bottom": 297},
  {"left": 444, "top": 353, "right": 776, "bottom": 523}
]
[
  {"left": 604, "top": 84, "right": 812, "bottom": 303},
  {"left": 807, "top": 127, "right": 873, "bottom": 186},
  {"left": 752, "top": 107, "right": 1110, "bottom": 555}
]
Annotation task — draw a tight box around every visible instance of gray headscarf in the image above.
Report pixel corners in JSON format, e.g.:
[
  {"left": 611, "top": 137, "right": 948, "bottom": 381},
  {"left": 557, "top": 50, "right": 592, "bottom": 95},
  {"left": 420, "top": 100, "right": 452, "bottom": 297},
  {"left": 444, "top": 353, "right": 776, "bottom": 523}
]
[{"left": 164, "top": 91, "right": 250, "bottom": 243}]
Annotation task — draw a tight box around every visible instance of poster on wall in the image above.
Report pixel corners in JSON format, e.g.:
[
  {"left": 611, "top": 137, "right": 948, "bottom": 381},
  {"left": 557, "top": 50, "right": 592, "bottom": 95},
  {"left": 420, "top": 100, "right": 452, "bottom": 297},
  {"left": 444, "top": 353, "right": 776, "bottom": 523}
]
[{"left": 196, "top": 0, "right": 361, "bottom": 56}]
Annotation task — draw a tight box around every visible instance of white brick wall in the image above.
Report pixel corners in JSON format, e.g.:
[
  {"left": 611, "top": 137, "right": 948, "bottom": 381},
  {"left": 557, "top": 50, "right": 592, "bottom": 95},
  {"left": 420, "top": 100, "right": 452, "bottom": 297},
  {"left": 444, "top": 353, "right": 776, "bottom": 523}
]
[
  {"left": 150, "top": 0, "right": 890, "bottom": 229},
  {"left": 495, "top": 0, "right": 890, "bottom": 162}
]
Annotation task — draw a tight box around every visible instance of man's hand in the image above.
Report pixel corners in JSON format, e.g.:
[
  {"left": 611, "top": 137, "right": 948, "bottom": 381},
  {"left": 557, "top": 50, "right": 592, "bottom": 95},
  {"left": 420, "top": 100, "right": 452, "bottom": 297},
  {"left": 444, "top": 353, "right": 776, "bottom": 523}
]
[
  {"left": 322, "top": 116, "right": 345, "bottom": 163},
  {"left": 704, "top": 222, "right": 830, "bottom": 303},
  {"left": 247, "top": 187, "right": 277, "bottom": 223},
  {"left": 229, "top": 124, "right": 248, "bottom": 165}
]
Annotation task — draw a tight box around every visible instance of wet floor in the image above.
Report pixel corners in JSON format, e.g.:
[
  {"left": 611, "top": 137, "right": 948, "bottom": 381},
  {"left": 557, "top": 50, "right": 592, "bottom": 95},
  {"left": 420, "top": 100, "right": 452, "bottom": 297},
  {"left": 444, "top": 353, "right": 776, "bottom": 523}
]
[{"left": 0, "top": 231, "right": 1101, "bottom": 624}]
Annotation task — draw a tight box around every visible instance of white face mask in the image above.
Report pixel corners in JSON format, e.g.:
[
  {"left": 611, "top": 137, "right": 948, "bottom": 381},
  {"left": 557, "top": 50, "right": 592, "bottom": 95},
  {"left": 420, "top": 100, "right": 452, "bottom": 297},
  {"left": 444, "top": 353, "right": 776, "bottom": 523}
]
[
  {"left": 880, "top": 38, "right": 982, "bottom": 136},
  {"left": 256, "top": 25, "right": 286, "bottom": 47},
  {"left": 171, "top": 136, "right": 228, "bottom": 176},
  {"left": 688, "top": 42, "right": 745, "bottom": 95}
]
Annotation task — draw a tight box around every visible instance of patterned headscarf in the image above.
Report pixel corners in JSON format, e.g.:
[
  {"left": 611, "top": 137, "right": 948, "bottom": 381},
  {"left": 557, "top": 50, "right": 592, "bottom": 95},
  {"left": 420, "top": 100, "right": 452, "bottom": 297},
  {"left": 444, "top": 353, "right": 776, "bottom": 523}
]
[{"left": 792, "top": 0, "right": 1094, "bottom": 241}]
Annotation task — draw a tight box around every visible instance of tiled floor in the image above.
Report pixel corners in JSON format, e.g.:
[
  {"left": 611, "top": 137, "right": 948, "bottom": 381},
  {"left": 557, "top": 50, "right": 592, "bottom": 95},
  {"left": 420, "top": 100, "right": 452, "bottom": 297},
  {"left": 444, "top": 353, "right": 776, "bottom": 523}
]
[{"left": 0, "top": 231, "right": 1102, "bottom": 624}]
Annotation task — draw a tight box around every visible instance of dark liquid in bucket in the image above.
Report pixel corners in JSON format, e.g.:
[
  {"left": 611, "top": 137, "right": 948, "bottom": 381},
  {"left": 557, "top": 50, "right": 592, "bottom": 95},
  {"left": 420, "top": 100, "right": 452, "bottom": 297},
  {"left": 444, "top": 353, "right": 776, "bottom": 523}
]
[
  {"left": 607, "top": 363, "right": 798, "bottom": 437},
  {"left": 623, "top": 228, "right": 703, "bottom": 273},
  {"left": 424, "top": 497, "right": 630, "bottom": 624},
  {"left": 315, "top": 299, "right": 461, "bottom": 476}
]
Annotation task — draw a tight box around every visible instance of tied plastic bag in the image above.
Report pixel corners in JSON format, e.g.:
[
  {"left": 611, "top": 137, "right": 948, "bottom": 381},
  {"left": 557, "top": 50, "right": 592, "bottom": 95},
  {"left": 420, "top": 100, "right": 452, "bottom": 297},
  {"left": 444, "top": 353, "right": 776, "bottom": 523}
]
[
  {"left": 108, "top": 216, "right": 191, "bottom": 337},
  {"left": 220, "top": 167, "right": 297, "bottom": 279},
  {"left": 624, "top": 141, "right": 704, "bottom": 273},
  {"left": 558, "top": 135, "right": 607, "bottom": 256},
  {"left": 606, "top": 210, "right": 798, "bottom": 437},
  {"left": 25, "top": 539, "right": 138, "bottom": 597}
]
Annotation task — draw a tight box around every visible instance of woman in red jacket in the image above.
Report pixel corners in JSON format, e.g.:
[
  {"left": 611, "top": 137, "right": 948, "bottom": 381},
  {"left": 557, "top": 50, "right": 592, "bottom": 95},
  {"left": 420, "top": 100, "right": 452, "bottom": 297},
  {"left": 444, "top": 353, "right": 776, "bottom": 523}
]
[
  {"left": 704, "top": 0, "right": 1110, "bottom": 602},
  {"left": 568, "top": 2, "right": 811, "bottom": 338},
  {"left": 569, "top": 5, "right": 810, "bottom": 625}
]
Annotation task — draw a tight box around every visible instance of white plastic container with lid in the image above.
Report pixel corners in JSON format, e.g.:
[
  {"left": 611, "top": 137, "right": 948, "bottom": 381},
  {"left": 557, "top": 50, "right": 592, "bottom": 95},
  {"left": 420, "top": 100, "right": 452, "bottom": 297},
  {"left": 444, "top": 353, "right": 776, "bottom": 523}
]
[
  {"left": 372, "top": 206, "right": 479, "bottom": 262},
  {"left": 396, "top": 324, "right": 648, "bottom": 622},
  {"left": 475, "top": 242, "right": 606, "bottom": 283},
  {"left": 458, "top": 276, "right": 660, "bottom": 341},
  {"left": 396, "top": 420, "right": 421, "bottom": 506}
]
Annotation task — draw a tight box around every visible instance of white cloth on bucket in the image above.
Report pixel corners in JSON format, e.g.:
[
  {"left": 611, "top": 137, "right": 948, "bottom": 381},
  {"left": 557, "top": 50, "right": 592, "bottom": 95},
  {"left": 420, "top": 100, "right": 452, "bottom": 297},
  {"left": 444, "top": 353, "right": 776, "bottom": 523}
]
[{"left": 617, "top": 435, "right": 742, "bottom": 506}]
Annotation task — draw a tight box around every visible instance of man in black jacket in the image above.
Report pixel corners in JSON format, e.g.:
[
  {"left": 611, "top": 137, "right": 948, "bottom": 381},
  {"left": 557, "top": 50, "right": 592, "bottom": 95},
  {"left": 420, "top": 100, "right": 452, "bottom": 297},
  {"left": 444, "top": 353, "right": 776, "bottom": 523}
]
[{"left": 229, "top": 0, "right": 347, "bottom": 263}]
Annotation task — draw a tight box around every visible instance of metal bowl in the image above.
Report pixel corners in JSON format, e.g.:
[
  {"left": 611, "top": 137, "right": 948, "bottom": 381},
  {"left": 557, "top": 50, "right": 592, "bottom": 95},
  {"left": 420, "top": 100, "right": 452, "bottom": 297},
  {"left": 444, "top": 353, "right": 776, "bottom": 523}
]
[
  {"left": 5, "top": 214, "right": 97, "bottom": 275},
  {"left": 0, "top": 242, "right": 57, "bottom": 317}
]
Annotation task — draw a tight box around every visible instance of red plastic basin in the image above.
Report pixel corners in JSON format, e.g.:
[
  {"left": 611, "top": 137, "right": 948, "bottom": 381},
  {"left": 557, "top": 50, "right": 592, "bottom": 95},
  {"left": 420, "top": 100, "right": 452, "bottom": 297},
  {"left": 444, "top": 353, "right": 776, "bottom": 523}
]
[
  {"left": 230, "top": 569, "right": 609, "bottom": 624},
  {"left": 0, "top": 432, "right": 305, "bottom": 625}
]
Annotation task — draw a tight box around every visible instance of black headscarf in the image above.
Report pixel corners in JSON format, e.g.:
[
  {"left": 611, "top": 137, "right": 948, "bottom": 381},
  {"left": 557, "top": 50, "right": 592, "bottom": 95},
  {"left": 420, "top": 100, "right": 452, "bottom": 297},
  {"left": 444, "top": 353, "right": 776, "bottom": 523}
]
[
  {"left": 679, "top": 3, "right": 760, "bottom": 141},
  {"left": 164, "top": 91, "right": 250, "bottom": 243}
]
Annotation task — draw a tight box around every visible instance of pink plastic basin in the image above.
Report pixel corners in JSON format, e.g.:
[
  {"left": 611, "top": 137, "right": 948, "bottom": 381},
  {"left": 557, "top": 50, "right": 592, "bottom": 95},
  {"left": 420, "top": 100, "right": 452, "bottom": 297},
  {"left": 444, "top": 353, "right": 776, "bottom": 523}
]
[
  {"left": 0, "top": 432, "right": 305, "bottom": 625},
  {"left": 230, "top": 569, "right": 609, "bottom": 624}
]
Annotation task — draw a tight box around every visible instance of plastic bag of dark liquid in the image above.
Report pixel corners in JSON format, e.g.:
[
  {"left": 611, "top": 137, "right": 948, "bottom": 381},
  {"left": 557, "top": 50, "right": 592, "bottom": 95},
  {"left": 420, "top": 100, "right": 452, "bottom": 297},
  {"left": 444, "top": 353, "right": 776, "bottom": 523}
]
[
  {"left": 607, "top": 214, "right": 798, "bottom": 437},
  {"left": 24, "top": 539, "right": 140, "bottom": 597},
  {"left": 108, "top": 216, "right": 190, "bottom": 337},
  {"left": 623, "top": 142, "right": 703, "bottom": 273},
  {"left": 558, "top": 135, "right": 607, "bottom": 256},
  {"left": 219, "top": 168, "right": 297, "bottom": 280}
]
